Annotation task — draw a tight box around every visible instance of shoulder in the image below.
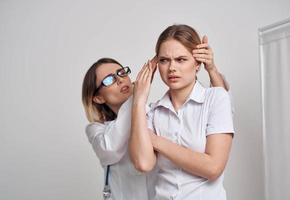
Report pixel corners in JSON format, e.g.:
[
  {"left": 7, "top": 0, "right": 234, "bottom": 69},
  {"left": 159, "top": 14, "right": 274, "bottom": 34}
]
[
  {"left": 85, "top": 121, "right": 114, "bottom": 139},
  {"left": 118, "top": 95, "right": 133, "bottom": 115},
  {"left": 148, "top": 91, "right": 170, "bottom": 111},
  {"left": 148, "top": 101, "right": 159, "bottom": 110},
  {"left": 205, "top": 87, "right": 230, "bottom": 102},
  {"left": 147, "top": 99, "right": 164, "bottom": 115},
  {"left": 85, "top": 122, "right": 105, "bottom": 133}
]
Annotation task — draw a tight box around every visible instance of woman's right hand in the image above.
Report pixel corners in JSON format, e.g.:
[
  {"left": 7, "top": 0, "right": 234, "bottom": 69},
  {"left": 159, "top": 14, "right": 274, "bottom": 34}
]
[
  {"left": 133, "top": 59, "right": 157, "bottom": 105},
  {"left": 192, "top": 35, "right": 217, "bottom": 72},
  {"left": 150, "top": 56, "right": 158, "bottom": 83}
]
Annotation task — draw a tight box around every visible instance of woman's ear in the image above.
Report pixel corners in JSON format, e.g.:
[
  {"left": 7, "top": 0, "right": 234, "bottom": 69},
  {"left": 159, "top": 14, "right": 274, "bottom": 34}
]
[
  {"left": 192, "top": 56, "right": 201, "bottom": 72},
  {"left": 93, "top": 95, "right": 106, "bottom": 104},
  {"left": 194, "top": 62, "right": 201, "bottom": 72},
  {"left": 196, "top": 64, "right": 201, "bottom": 72}
]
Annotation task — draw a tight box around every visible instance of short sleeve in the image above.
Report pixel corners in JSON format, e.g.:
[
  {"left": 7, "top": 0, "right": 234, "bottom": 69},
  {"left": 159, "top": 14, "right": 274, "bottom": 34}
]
[
  {"left": 210, "top": 74, "right": 235, "bottom": 115},
  {"left": 85, "top": 97, "right": 133, "bottom": 166},
  {"left": 146, "top": 103, "right": 156, "bottom": 132},
  {"left": 222, "top": 74, "right": 235, "bottom": 115},
  {"left": 206, "top": 88, "right": 235, "bottom": 136}
]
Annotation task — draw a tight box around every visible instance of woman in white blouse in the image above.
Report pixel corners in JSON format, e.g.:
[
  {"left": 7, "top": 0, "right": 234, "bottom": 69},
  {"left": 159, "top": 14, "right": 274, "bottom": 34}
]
[
  {"left": 130, "top": 24, "right": 234, "bottom": 200},
  {"left": 81, "top": 36, "right": 228, "bottom": 199}
]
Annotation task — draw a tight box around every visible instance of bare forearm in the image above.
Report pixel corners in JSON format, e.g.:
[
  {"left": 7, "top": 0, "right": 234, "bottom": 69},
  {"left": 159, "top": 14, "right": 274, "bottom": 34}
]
[
  {"left": 152, "top": 135, "right": 228, "bottom": 181},
  {"left": 129, "top": 103, "right": 156, "bottom": 172},
  {"left": 208, "top": 67, "right": 228, "bottom": 91}
]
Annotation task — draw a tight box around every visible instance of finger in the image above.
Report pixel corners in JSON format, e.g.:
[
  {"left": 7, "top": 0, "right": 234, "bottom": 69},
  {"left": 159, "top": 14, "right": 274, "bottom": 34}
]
[
  {"left": 193, "top": 54, "right": 212, "bottom": 60},
  {"left": 194, "top": 56, "right": 212, "bottom": 64},
  {"left": 193, "top": 48, "right": 213, "bottom": 57},
  {"left": 146, "top": 61, "right": 153, "bottom": 82},
  {"left": 150, "top": 55, "right": 158, "bottom": 67},
  {"left": 136, "top": 62, "right": 147, "bottom": 80},
  {"left": 151, "top": 56, "right": 158, "bottom": 72},
  {"left": 150, "top": 56, "right": 158, "bottom": 83},
  {"left": 202, "top": 35, "right": 208, "bottom": 44},
  {"left": 195, "top": 43, "right": 211, "bottom": 49},
  {"left": 144, "top": 60, "right": 152, "bottom": 82},
  {"left": 192, "top": 49, "right": 208, "bottom": 54},
  {"left": 195, "top": 57, "right": 208, "bottom": 63},
  {"left": 139, "top": 61, "right": 150, "bottom": 82},
  {"left": 149, "top": 60, "right": 156, "bottom": 72}
]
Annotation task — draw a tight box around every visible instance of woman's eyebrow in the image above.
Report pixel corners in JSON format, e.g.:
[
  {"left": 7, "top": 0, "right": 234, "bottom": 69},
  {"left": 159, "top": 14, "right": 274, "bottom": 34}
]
[
  {"left": 158, "top": 55, "right": 188, "bottom": 59},
  {"left": 158, "top": 56, "right": 170, "bottom": 59},
  {"left": 175, "top": 56, "right": 188, "bottom": 59}
]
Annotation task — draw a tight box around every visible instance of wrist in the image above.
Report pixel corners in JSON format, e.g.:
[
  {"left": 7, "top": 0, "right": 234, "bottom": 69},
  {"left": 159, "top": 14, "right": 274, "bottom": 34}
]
[
  {"left": 151, "top": 134, "right": 158, "bottom": 149},
  {"left": 152, "top": 135, "right": 168, "bottom": 153},
  {"left": 207, "top": 67, "right": 220, "bottom": 77},
  {"left": 132, "top": 98, "right": 146, "bottom": 107}
]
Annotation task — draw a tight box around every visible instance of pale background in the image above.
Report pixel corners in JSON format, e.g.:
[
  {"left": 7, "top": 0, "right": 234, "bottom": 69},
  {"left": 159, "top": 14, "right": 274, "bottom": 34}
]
[{"left": 1, "top": 0, "right": 289, "bottom": 199}]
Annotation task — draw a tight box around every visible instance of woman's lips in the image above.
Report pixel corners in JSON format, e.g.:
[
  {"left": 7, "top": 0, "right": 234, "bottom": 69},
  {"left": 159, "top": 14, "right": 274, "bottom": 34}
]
[
  {"left": 120, "top": 85, "right": 130, "bottom": 93},
  {"left": 168, "top": 76, "right": 180, "bottom": 82}
]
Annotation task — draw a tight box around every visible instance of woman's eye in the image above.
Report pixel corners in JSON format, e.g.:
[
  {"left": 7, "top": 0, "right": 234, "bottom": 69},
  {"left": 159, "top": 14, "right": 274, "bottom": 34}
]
[
  {"left": 159, "top": 59, "right": 168, "bottom": 64},
  {"left": 177, "top": 58, "right": 186, "bottom": 62},
  {"left": 103, "top": 76, "right": 114, "bottom": 86},
  {"left": 118, "top": 70, "right": 125, "bottom": 76}
]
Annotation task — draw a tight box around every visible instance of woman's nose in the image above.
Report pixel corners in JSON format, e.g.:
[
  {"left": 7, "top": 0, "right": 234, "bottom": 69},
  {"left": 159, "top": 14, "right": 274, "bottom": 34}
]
[
  {"left": 116, "top": 76, "right": 124, "bottom": 85},
  {"left": 169, "top": 61, "right": 176, "bottom": 72}
]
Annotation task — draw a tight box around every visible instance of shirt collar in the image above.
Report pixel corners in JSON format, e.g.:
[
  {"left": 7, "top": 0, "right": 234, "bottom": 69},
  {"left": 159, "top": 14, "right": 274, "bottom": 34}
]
[
  {"left": 153, "top": 91, "right": 172, "bottom": 110},
  {"left": 154, "top": 81, "right": 206, "bottom": 110},
  {"left": 188, "top": 81, "right": 206, "bottom": 103}
]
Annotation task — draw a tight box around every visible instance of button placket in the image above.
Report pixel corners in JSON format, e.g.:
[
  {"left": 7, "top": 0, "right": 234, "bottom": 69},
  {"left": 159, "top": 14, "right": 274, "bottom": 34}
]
[
  {"left": 174, "top": 114, "right": 181, "bottom": 144},
  {"left": 176, "top": 109, "right": 183, "bottom": 145}
]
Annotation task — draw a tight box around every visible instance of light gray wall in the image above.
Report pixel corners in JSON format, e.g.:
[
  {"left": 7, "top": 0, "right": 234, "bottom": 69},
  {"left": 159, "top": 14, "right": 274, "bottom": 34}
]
[{"left": 1, "top": 0, "right": 289, "bottom": 199}]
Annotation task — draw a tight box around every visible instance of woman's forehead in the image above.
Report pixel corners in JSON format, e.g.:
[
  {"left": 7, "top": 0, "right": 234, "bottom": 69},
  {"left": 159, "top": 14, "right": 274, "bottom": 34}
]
[
  {"left": 159, "top": 39, "right": 191, "bottom": 57},
  {"left": 95, "top": 63, "right": 122, "bottom": 76}
]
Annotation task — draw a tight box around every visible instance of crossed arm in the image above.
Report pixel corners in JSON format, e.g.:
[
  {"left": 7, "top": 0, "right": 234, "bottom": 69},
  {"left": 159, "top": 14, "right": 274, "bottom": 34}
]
[
  {"left": 130, "top": 100, "right": 233, "bottom": 181},
  {"left": 129, "top": 64, "right": 233, "bottom": 181},
  {"left": 149, "top": 130, "right": 233, "bottom": 181}
]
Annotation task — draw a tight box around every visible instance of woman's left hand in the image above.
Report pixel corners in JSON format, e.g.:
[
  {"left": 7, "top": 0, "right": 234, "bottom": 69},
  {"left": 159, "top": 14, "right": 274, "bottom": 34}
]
[
  {"left": 133, "top": 60, "right": 157, "bottom": 105},
  {"left": 192, "top": 35, "right": 217, "bottom": 72},
  {"left": 150, "top": 56, "right": 158, "bottom": 83}
]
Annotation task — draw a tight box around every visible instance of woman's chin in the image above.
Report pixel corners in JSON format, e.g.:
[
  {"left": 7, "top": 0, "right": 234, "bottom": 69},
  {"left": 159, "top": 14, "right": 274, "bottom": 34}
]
[
  {"left": 119, "top": 92, "right": 132, "bottom": 103},
  {"left": 166, "top": 82, "right": 182, "bottom": 90}
]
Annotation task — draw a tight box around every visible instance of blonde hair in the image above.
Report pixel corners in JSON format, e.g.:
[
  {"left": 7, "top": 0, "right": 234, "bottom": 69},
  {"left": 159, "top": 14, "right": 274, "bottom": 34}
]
[{"left": 82, "top": 58, "right": 122, "bottom": 123}]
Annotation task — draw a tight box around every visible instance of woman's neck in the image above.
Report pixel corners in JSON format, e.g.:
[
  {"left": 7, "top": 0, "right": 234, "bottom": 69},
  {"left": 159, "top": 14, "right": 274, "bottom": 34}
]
[
  {"left": 107, "top": 95, "right": 132, "bottom": 115},
  {"left": 169, "top": 80, "right": 196, "bottom": 112},
  {"left": 110, "top": 105, "right": 120, "bottom": 114}
]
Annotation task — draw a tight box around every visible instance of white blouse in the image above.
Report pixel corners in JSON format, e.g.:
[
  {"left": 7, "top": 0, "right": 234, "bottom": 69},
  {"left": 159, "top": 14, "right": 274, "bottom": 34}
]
[
  {"left": 86, "top": 96, "right": 157, "bottom": 200},
  {"left": 147, "top": 81, "right": 235, "bottom": 200}
]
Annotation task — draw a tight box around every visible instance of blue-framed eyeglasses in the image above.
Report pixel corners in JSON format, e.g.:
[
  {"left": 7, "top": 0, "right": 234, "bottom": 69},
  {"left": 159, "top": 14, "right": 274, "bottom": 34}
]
[{"left": 95, "top": 66, "right": 131, "bottom": 94}]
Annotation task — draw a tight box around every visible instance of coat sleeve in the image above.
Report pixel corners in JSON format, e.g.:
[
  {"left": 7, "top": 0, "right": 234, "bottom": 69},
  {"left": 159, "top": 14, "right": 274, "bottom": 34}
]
[{"left": 85, "top": 97, "right": 133, "bottom": 166}]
